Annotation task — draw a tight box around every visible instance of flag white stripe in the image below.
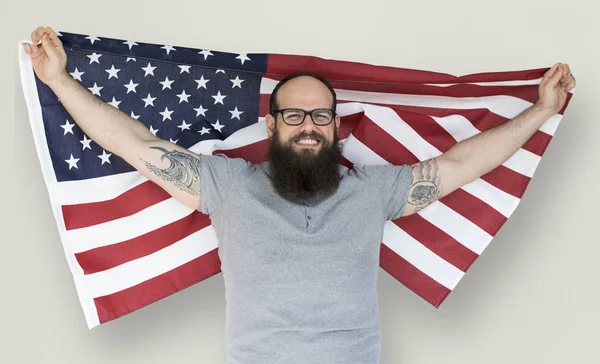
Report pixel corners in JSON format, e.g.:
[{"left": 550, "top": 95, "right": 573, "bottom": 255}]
[
  {"left": 382, "top": 222, "right": 464, "bottom": 290},
  {"left": 461, "top": 178, "right": 520, "bottom": 217},
  {"left": 75, "top": 226, "right": 218, "bottom": 299},
  {"left": 433, "top": 114, "right": 541, "bottom": 178},
  {"left": 341, "top": 135, "right": 389, "bottom": 165},
  {"left": 418, "top": 202, "right": 493, "bottom": 255},
  {"left": 261, "top": 77, "right": 535, "bottom": 120},
  {"left": 64, "top": 199, "right": 195, "bottom": 253},
  {"left": 423, "top": 78, "right": 544, "bottom": 87},
  {"left": 502, "top": 148, "right": 541, "bottom": 178},
  {"left": 432, "top": 114, "right": 481, "bottom": 142}
]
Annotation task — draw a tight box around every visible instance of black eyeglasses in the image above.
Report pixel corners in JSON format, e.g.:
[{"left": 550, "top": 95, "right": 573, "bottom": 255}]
[{"left": 272, "top": 108, "right": 336, "bottom": 126}]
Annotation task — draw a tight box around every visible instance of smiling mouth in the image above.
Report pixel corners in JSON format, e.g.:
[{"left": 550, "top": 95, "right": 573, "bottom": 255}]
[{"left": 294, "top": 137, "right": 320, "bottom": 147}]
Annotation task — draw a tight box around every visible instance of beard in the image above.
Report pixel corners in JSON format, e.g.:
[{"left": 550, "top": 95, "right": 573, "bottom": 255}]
[{"left": 268, "top": 126, "right": 342, "bottom": 204}]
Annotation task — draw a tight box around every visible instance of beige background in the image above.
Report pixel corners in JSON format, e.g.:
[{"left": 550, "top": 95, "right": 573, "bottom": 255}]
[{"left": 7, "top": 0, "right": 599, "bottom": 363}]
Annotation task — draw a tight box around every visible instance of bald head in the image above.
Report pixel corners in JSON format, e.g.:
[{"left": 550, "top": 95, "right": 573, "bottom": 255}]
[{"left": 269, "top": 72, "right": 337, "bottom": 115}]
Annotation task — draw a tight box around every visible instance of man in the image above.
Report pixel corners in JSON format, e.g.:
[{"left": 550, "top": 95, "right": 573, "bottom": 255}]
[{"left": 24, "top": 26, "right": 575, "bottom": 364}]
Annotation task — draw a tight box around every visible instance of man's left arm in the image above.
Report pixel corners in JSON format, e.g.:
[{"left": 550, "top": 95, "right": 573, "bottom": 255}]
[{"left": 401, "top": 62, "right": 576, "bottom": 217}]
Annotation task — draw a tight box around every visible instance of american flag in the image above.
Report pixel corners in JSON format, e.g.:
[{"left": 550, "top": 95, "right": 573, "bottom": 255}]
[{"left": 18, "top": 31, "right": 574, "bottom": 329}]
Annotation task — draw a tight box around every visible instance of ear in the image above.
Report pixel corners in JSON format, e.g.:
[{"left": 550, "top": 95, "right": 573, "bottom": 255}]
[
  {"left": 266, "top": 113, "right": 276, "bottom": 139},
  {"left": 334, "top": 114, "right": 341, "bottom": 134}
]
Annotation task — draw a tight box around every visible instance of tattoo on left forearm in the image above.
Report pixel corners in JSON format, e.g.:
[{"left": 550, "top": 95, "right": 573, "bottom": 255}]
[{"left": 408, "top": 159, "right": 442, "bottom": 212}]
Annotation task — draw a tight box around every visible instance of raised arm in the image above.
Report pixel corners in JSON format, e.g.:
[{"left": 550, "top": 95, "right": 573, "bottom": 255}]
[
  {"left": 402, "top": 62, "right": 576, "bottom": 216},
  {"left": 24, "top": 26, "right": 203, "bottom": 209}
]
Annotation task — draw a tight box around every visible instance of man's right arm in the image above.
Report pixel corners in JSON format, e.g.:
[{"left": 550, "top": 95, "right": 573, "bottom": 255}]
[{"left": 25, "top": 26, "right": 203, "bottom": 209}]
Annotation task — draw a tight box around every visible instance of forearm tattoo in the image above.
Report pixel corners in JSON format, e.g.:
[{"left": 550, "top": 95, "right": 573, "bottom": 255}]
[
  {"left": 408, "top": 159, "right": 442, "bottom": 212},
  {"left": 141, "top": 146, "right": 202, "bottom": 196}
]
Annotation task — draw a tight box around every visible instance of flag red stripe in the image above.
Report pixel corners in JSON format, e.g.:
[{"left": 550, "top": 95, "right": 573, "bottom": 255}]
[
  {"left": 379, "top": 243, "right": 451, "bottom": 307},
  {"left": 440, "top": 189, "right": 507, "bottom": 236},
  {"left": 62, "top": 181, "right": 170, "bottom": 230},
  {"left": 95, "top": 248, "right": 222, "bottom": 324},
  {"left": 392, "top": 215, "right": 479, "bottom": 272},
  {"left": 75, "top": 211, "right": 212, "bottom": 275},
  {"left": 480, "top": 166, "right": 532, "bottom": 199},
  {"left": 267, "top": 54, "right": 548, "bottom": 85}
]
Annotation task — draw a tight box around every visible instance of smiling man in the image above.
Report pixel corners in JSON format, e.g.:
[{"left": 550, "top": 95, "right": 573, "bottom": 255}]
[{"left": 24, "top": 26, "right": 575, "bottom": 364}]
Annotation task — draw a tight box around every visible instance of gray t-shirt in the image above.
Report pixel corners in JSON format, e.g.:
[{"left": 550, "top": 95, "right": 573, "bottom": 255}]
[{"left": 198, "top": 153, "right": 412, "bottom": 364}]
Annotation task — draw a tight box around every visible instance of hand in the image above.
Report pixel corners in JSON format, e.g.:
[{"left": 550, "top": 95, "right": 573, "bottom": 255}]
[
  {"left": 23, "top": 26, "right": 68, "bottom": 87},
  {"left": 536, "top": 62, "right": 576, "bottom": 115}
]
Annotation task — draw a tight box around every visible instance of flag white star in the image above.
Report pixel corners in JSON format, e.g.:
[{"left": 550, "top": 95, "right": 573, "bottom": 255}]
[
  {"left": 177, "top": 120, "right": 192, "bottom": 131},
  {"left": 230, "top": 76, "right": 244, "bottom": 88},
  {"left": 85, "top": 35, "right": 101, "bottom": 44},
  {"left": 170, "top": 138, "right": 179, "bottom": 144},
  {"left": 211, "top": 120, "right": 225, "bottom": 132},
  {"left": 198, "top": 126, "right": 211, "bottom": 135},
  {"left": 108, "top": 97, "right": 121, "bottom": 108},
  {"left": 70, "top": 67, "right": 84, "bottom": 81},
  {"left": 229, "top": 106, "right": 243, "bottom": 120},
  {"left": 198, "top": 49, "right": 213, "bottom": 60},
  {"left": 176, "top": 90, "right": 191, "bottom": 103},
  {"left": 123, "top": 40, "right": 138, "bottom": 50},
  {"left": 105, "top": 65, "right": 120, "bottom": 79},
  {"left": 215, "top": 69, "right": 226, "bottom": 74},
  {"left": 65, "top": 154, "right": 80, "bottom": 170},
  {"left": 142, "top": 62, "right": 157, "bottom": 77},
  {"left": 193, "top": 104, "right": 208, "bottom": 117},
  {"left": 159, "top": 76, "right": 174, "bottom": 90},
  {"left": 130, "top": 111, "right": 140, "bottom": 120},
  {"left": 56, "top": 31, "right": 62, "bottom": 36},
  {"left": 159, "top": 107, "right": 174, "bottom": 121},
  {"left": 124, "top": 79, "right": 139, "bottom": 94},
  {"left": 61, "top": 120, "right": 75, "bottom": 135},
  {"left": 87, "top": 52, "right": 102, "bottom": 64},
  {"left": 236, "top": 53, "right": 251, "bottom": 65},
  {"left": 80, "top": 135, "right": 92, "bottom": 150},
  {"left": 126, "top": 57, "right": 136, "bottom": 62},
  {"left": 149, "top": 125, "right": 159, "bottom": 136},
  {"left": 98, "top": 150, "right": 112, "bottom": 165},
  {"left": 212, "top": 91, "right": 226, "bottom": 105},
  {"left": 142, "top": 93, "right": 157, "bottom": 107},
  {"left": 178, "top": 65, "right": 191, "bottom": 74},
  {"left": 161, "top": 45, "right": 176, "bottom": 55},
  {"left": 195, "top": 75, "right": 209, "bottom": 89},
  {"left": 88, "top": 83, "right": 103, "bottom": 96}
]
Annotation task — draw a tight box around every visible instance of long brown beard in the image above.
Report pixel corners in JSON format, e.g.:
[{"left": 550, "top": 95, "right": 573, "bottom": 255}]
[{"left": 268, "top": 126, "right": 342, "bottom": 204}]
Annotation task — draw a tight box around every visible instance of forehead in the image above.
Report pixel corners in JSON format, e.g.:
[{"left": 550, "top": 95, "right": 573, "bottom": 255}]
[{"left": 276, "top": 76, "right": 334, "bottom": 109}]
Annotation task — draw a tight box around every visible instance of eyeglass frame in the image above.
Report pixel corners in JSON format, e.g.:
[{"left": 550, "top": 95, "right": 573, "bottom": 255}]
[{"left": 272, "top": 108, "right": 337, "bottom": 126}]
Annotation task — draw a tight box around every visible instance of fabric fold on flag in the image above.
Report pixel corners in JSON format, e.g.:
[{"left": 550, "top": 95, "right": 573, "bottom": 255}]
[{"left": 18, "top": 30, "right": 574, "bottom": 329}]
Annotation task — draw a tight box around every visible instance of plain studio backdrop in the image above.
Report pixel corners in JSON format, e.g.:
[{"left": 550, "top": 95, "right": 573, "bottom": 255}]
[{"left": 6, "top": 0, "right": 599, "bottom": 363}]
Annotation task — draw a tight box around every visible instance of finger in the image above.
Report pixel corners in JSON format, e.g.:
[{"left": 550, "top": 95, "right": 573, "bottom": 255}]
[
  {"left": 546, "top": 64, "right": 564, "bottom": 87},
  {"left": 30, "top": 26, "right": 45, "bottom": 43},
  {"left": 40, "top": 33, "right": 59, "bottom": 61},
  {"left": 46, "top": 28, "right": 63, "bottom": 50},
  {"left": 542, "top": 63, "right": 561, "bottom": 82}
]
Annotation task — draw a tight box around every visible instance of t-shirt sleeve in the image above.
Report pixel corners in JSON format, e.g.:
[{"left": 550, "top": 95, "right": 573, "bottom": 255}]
[
  {"left": 360, "top": 163, "right": 414, "bottom": 221},
  {"left": 198, "top": 153, "right": 252, "bottom": 216}
]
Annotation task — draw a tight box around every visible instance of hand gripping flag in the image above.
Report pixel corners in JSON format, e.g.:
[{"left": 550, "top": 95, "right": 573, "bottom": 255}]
[{"left": 18, "top": 31, "right": 574, "bottom": 329}]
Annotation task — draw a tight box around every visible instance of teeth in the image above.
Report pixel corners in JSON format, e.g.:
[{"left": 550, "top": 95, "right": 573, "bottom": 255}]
[{"left": 297, "top": 139, "right": 318, "bottom": 145}]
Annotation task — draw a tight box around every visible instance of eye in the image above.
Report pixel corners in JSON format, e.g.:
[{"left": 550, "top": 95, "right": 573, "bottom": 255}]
[{"left": 314, "top": 110, "right": 333, "bottom": 121}]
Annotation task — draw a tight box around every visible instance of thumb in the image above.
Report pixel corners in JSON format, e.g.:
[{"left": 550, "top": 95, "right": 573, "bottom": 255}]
[
  {"left": 545, "top": 65, "right": 564, "bottom": 88},
  {"left": 40, "top": 34, "right": 59, "bottom": 61}
]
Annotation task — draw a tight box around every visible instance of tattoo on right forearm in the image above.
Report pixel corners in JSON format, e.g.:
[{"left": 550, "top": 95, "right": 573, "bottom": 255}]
[
  {"left": 408, "top": 159, "right": 442, "bottom": 212},
  {"left": 141, "top": 146, "right": 202, "bottom": 196}
]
